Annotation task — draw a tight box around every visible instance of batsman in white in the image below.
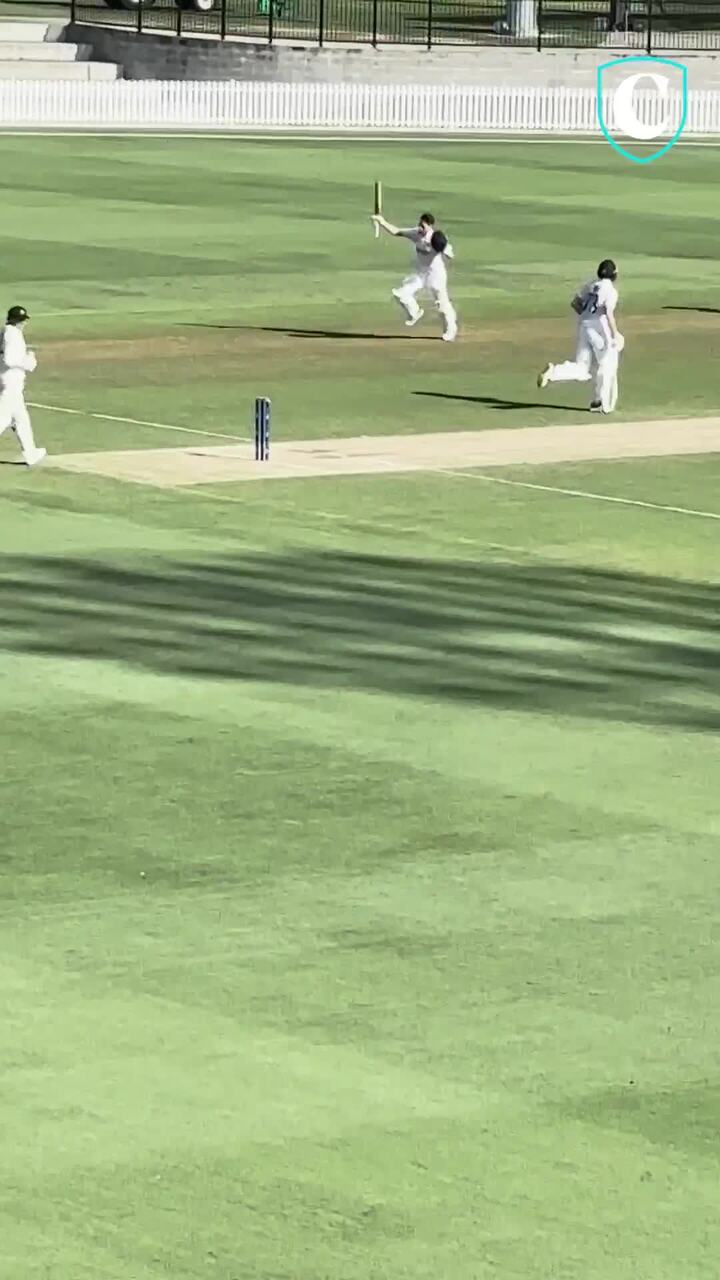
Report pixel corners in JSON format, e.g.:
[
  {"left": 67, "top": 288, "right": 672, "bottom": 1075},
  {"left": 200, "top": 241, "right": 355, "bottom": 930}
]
[
  {"left": 371, "top": 210, "right": 458, "bottom": 342},
  {"left": 537, "top": 259, "right": 624, "bottom": 413},
  {"left": 0, "top": 305, "right": 46, "bottom": 465}
]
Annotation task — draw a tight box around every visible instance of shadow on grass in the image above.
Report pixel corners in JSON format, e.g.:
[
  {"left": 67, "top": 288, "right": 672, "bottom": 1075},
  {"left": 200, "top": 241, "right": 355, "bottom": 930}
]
[
  {"left": 1, "top": 550, "right": 718, "bottom": 733},
  {"left": 571, "top": 1082, "right": 720, "bottom": 1157},
  {"left": 180, "top": 324, "right": 437, "bottom": 341},
  {"left": 414, "top": 392, "right": 583, "bottom": 412},
  {"left": 662, "top": 306, "right": 720, "bottom": 315}
]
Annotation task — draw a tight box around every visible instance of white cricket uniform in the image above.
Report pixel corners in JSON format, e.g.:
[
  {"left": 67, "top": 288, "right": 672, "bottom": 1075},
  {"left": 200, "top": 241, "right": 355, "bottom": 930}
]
[
  {"left": 0, "top": 323, "right": 42, "bottom": 458},
  {"left": 544, "top": 278, "right": 620, "bottom": 411},
  {"left": 392, "top": 228, "right": 458, "bottom": 337}
]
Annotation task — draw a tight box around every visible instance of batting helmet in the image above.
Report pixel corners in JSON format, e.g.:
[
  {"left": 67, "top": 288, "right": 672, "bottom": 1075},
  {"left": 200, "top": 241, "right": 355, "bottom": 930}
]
[
  {"left": 7, "top": 305, "right": 29, "bottom": 324},
  {"left": 431, "top": 230, "right": 448, "bottom": 254},
  {"left": 597, "top": 260, "right": 618, "bottom": 281}
]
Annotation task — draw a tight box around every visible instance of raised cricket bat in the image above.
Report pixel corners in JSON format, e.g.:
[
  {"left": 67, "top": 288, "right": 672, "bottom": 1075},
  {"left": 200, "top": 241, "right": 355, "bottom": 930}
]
[{"left": 373, "top": 181, "right": 382, "bottom": 238}]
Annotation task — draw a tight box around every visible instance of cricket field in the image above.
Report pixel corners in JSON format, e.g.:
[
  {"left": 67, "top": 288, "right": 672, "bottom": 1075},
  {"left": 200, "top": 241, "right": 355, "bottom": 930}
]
[{"left": 1, "top": 135, "right": 719, "bottom": 1280}]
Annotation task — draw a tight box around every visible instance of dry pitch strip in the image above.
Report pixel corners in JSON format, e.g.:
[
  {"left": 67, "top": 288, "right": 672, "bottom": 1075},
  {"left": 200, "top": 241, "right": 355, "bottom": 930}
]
[{"left": 44, "top": 419, "right": 720, "bottom": 489}]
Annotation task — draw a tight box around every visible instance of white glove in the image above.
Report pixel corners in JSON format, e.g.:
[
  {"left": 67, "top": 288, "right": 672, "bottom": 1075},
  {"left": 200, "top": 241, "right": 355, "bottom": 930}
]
[
  {"left": 25, "top": 349, "right": 37, "bottom": 372},
  {"left": 614, "top": 333, "right": 625, "bottom": 353}
]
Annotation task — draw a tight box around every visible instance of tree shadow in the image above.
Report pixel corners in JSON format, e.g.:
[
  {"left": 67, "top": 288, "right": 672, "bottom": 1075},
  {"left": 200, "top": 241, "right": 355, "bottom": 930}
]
[
  {"left": 662, "top": 306, "right": 720, "bottom": 315},
  {"left": 414, "top": 391, "right": 583, "bottom": 412},
  {"left": 0, "top": 550, "right": 718, "bottom": 734}
]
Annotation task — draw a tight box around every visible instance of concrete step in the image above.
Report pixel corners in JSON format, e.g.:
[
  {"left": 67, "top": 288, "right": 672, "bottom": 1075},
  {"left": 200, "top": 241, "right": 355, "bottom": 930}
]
[
  {"left": 0, "top": 60, "right": 120, "bottom": 79},
  {"left": 0, "top": 42, "right": 91, "bottom": 60},
  {"left": 0, "top": 21, "right": 52, "bottom": 41}
]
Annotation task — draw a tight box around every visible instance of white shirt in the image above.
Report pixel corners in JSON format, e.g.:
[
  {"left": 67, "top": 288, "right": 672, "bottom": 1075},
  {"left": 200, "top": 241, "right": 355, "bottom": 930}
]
[
  {"left": 400, "top": 228, "right": 454, "bottom": 285},
  {"left": 0, "top": 323, "right": 36, "bottom": 389},
  {"left": 574, "top": 278, "right": 618, "bottom": 338}
]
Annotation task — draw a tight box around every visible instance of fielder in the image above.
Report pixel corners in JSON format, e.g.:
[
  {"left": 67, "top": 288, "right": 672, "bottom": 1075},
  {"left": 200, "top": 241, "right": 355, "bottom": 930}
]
[
  {"left": 0, "top": 305, "right": 46, "bottom": 465},
  {"left": 371, "top": 211, "right": 458, "bottom": 342},
  {"left": 537, "top": 259, "right": 624, "bottom": 413}
]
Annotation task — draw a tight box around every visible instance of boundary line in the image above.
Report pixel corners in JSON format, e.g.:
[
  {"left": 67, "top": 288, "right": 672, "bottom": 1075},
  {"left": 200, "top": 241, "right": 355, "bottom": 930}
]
[
  {"left": 28, "top": 401, "right": 247, "bottom": 443},
  {"left": 442, "top": 469, "right": 720, "bottom": 521},
  {"left": 3, "top": 132, "right": 720, "bottom": 146}
]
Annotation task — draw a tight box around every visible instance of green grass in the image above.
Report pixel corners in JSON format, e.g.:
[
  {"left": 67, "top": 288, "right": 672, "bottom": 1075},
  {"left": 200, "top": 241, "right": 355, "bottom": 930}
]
[
  {"left": 1, "top": 136, "right": 719, "bottom": 1280},
  {"left": 6, "top": 135, "right": 720, "bottom": 447}
]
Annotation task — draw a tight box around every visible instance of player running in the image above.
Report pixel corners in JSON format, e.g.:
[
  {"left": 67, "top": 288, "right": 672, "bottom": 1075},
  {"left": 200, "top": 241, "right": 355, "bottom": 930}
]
[
  {"left": 371, "top": 210, "right": 458, "bottom": 342},
  {"left": 537, "top": 259, "right": 624, "bottom": 413}
]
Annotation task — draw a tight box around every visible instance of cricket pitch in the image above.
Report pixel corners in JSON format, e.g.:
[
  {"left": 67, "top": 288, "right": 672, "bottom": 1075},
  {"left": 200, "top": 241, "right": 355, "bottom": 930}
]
[{"left": 45, "top": 418, "right": 720, "bottom": 489}]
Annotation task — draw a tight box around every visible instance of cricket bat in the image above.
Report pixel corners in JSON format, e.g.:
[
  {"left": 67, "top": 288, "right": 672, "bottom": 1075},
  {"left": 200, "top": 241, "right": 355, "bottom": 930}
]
[{"left": 373, "top": 181, "right": 382, "bottom": 238}]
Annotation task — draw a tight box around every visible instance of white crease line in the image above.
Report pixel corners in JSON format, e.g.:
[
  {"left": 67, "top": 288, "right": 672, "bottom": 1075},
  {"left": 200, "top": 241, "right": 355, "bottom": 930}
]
[
  {"left": 315, "top": 510, "right": 422, "bottom": 534},
  {"left": 442, "top": 469, "right": 720, "bottom": 521},
  {"left": 183, "top": 488, "right": 248, "bottom": 506},
  {"left": 28, "top": 401, "right": 246, "bottom": 443},
  {"left": 198, "top": 468, "right": 720, "bottom": 524}
]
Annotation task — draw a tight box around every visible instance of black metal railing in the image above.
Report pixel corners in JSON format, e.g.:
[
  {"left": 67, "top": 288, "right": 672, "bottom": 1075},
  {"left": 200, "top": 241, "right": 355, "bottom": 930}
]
[{"left": 68, "top": 0, "right": 720, "bottom": 50}]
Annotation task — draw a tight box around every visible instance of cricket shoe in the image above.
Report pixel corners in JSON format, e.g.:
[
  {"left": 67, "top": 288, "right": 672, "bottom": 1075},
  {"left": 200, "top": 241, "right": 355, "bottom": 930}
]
[
  {"left": 404, "top": 309, "right": 424, "bottom": 328},
  {"left": 442, "top": 328, "right": 458, "bottom": 342},
  {"left": 25, "top": 447, "right": 47, "bottom": 467},
  {"left": 590, "top": 402, "right": 612, "bottom": 414},
  {"left": 537, "top": 363, "right": 552, "bottom": 389}
]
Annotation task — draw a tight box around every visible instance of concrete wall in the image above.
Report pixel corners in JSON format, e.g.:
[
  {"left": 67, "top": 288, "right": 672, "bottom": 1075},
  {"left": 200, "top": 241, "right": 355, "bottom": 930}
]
[{"left": 65, "top": 25, "right": 720, "bottom": 88}]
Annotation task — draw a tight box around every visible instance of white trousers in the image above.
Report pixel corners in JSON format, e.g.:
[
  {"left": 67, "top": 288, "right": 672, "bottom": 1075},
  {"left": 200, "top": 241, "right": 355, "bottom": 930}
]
[
  {"left": 546, "top": 326, "right": 619, "bottom": 412},
  {"left": 392, "top": 272, "right": 457, "bottom": 335},
  {"left": 0, "top": 384, "right": 39, "bottom": 458}
]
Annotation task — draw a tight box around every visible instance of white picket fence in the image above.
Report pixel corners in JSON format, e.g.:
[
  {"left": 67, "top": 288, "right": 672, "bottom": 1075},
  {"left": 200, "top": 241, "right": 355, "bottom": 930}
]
[{"left": 0, "top": 80, "right": 719, "bottom": 133}]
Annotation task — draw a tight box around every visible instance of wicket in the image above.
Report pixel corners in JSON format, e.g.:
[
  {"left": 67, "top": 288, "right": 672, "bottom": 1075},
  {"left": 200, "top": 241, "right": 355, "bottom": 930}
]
[{"left": 254, "top": 397, "right": 271, "bottom": 461}]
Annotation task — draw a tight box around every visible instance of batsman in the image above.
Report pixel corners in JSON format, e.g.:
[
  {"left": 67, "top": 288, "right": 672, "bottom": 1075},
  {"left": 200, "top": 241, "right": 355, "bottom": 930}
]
[{"left": 371, "top": 183, "right": 458, "bottom": 342}]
